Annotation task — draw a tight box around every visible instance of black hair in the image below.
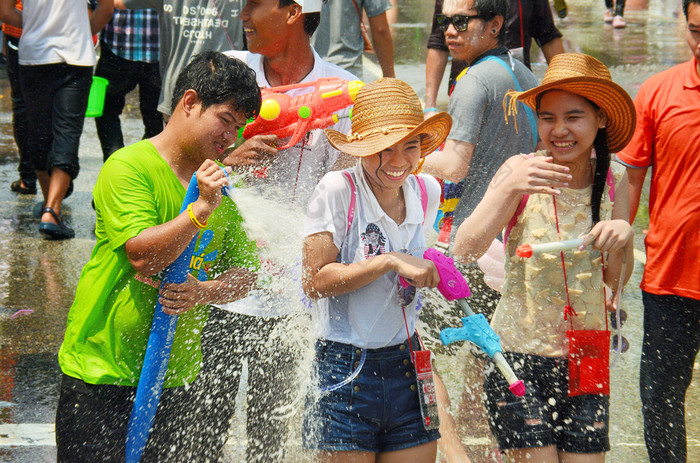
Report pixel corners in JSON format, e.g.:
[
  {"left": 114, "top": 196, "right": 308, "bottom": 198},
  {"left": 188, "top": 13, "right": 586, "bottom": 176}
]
[
  {"left": 278, "top": 0, "right": 322, "bottom": 36},
  {"left": 683, "top": 0, "right": 700, "bottom": 19},
  {"left": 535, "top": 92, "right": 610, "bottom": 225},
  {"left": 171, "top": 51, "right": 261, "bottom": 118},
  {"left": 473, "top": 0, "right": 508, "bottom": 45},
  {"left": 375, "top": 152, "right": 384, "bottom": 183},
  {"left": 590, "top": 128, "right": 611, "bottom": 225}
]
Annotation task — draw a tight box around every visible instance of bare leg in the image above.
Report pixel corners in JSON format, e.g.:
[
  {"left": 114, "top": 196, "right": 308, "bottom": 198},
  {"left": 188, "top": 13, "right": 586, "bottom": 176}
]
[
  {"left": 559, "top": 451, "right": 605, "bottom": 463},
  {"left": 40, "top": 167, "right": 71, "bottom": 223},
  {"left": 434, "top": 371, "right": 471, "bottom": 462},
  {"left": 506, "top": 445, "right": 559, "bottom": 463},
  {"left": 314, "top": 450, "right": 376, "bottom": 463},
  {"left": 378, "top": 441, "right": 438, "bottom": 463},
  {"left": 311, "top": 439, "right": 437, "bottom": 463},
  {"left": 37, "top": 170, "right": 50, "bottom": 203}
]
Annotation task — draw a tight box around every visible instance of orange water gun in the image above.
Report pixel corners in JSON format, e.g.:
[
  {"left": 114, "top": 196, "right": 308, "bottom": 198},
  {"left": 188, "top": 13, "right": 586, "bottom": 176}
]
[{"left": 241, "top": 77, "right": 365, "bottom": 150}]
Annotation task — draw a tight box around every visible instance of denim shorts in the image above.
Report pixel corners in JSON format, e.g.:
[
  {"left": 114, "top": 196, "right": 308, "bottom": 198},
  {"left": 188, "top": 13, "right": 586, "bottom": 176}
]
[
  {"left": 483, "top": 352, "right": 610, "bottom": 453},
  {"left": 302, "top": 336, "right": 441, "bottom": 453}
]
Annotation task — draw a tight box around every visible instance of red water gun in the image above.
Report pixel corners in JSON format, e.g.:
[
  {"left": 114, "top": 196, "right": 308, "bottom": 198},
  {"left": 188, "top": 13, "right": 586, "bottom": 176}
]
[{"left": 241, "top": 77, "right": 365, "bottom": 150}]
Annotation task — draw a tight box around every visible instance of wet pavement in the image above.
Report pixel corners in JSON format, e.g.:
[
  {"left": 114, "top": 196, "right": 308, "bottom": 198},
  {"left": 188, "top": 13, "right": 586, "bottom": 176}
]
[{"left": 0, "top": 0, "right": 698, "bottom": 461}]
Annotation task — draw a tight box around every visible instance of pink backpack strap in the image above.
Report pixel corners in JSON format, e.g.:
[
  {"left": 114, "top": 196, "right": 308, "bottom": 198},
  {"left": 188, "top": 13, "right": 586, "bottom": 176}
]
[
  {"left": 342, "top": 170, "right": 357, "bottom": 234},
  {"left": 606, "top": 167, "right": 615, "bottom": 202},
  {"left": 415, "top": 175, "right": 428, "bottom": 224}
]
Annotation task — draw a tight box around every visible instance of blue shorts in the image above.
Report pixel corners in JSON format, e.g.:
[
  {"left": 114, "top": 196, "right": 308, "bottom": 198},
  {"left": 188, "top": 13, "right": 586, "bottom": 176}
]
[
  {"left": 302, "top": 337, "right": 441, "bottom": 453},
  {"left": 484, "top": 352, "right": 610, "bottom": 453}
]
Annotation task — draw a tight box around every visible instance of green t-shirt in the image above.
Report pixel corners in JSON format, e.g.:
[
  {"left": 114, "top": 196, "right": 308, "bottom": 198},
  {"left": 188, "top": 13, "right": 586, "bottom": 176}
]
[{"left": 58, "top": 140, "right": 258, "bottom": 387}]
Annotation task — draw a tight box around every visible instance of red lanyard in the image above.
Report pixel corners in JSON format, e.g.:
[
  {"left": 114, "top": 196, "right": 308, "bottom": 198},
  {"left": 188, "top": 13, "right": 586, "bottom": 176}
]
[{"left": 552, "top": 196, "right": 608, "bottom": 331}]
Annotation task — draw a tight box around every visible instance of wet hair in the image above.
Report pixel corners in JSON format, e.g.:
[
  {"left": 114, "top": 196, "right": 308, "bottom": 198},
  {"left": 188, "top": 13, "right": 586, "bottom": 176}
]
[
  {"left": 473, "top": 0, "right": 508, "bottom": 44},
  {"left": 171, "top": 51, "right": 261, "bottom": 118},
  {"left": 536, "top": 92, "right": 610, "bottom": 225},
  {"left": 278, "top": 0, "right": 322, "bottom": 36},
  {"left": 683, "top": 0, "right": 700, "bottom": 19}
]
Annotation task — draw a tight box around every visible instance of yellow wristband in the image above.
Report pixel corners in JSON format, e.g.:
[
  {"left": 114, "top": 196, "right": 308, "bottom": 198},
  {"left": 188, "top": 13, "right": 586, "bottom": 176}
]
[{"left": 187, "top": 203, "right": 207, "bottom": 230}]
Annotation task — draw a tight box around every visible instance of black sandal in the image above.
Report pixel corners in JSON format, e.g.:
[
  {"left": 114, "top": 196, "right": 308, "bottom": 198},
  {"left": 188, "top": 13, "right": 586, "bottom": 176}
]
[
  {"left": 39, "top": 207, "right": 74, "bottom": 240},
  {"left": 11, "top": 179, "right": 37, "bottom": 195}
]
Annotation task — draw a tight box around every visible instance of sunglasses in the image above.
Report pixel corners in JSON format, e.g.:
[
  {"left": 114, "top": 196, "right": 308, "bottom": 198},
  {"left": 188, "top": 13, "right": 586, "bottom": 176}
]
[{"left": 435, "top": 14, "right": 485, "bottom": 32}]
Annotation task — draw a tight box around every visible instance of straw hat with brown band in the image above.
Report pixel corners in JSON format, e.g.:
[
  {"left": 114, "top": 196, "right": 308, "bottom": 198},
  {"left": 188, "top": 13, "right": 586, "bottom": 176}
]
[
  {"left": 504, "top": 53, "right": 636, "bottom": 153},
  {"left": 325, "top": 78, "right": 452, "bottom": 159}
]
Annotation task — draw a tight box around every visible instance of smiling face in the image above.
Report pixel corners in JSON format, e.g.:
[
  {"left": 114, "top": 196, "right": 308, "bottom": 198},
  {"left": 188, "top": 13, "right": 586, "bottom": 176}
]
[
  {"left": 186, "top": 96, "right": 249, "bottom": 163},
  {"left": 442, "top": 0, "right": 498, "bottom": 63},
  {"left": 240, "top": 0, "right": 294, "bottom": 56},
  {"left": 361, "top": 136, "right": 422, "bottom": 192},
  {"left": 687, "top": 2, "right": 700, "bottom": 73},
  {"left": 537, "top": 90, "right": 607, "bottom": 165}
]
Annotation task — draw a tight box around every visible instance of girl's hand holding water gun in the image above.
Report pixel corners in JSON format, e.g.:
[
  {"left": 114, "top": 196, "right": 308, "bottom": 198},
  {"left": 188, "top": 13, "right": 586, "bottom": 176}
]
[
  {"left": 579, "top": 219, "right": 633, "bottom": 253},
  {"left": 386, "top": 252, "right": 441, "bottom": 289}
]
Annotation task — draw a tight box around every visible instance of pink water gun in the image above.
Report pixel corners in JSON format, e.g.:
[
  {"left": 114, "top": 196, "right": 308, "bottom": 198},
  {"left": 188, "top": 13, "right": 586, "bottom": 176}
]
[
  {"left": 240, "top": 77, "right": 365, "bottom": 150},
  {"left": 401, "top": 248, "right": 526, "bottom": 397}
]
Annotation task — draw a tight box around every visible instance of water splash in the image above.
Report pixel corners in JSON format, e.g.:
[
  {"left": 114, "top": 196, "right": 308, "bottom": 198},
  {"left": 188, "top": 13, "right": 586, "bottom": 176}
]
[{"left": 221, "top": 175, "right": 317, "bottom": 460}]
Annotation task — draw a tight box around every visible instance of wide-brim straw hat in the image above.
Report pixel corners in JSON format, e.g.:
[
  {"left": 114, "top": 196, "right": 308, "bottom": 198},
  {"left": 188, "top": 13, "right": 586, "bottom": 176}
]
[
  {"left": 325, "top": 78, "right": 452, "bottom": 158},
  {"left": 506, "top": 53, "right": 635, "bottom": 153}
]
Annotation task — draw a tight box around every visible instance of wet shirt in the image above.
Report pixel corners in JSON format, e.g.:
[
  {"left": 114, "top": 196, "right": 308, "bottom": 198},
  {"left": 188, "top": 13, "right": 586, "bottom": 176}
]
[
  {"left": 492, "top": 154, "right": 624, "bottom": 357},
  {"left": 217, "top": 48, "right": 356, "bottom": 319},
  {"left": 304, "top": 166, "right": 441, "bottom": 348},
  {"left": 58, "top": 140, "right": 258, "bottom": 387},
  {"left": 225, "top": 49, "right": 356, "bottom": 209},
  {"left": 617, "top": 58, "right": 700, "bottom": 301}
]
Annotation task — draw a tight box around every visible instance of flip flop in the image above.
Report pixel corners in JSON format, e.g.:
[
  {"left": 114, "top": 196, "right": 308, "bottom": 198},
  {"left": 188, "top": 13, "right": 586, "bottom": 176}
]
[
  {"left": 10, "top": 179, "right": 37, "bottom": 195},
  {"left": 39, "top": 206, "right": 74, "bottom": 240}
]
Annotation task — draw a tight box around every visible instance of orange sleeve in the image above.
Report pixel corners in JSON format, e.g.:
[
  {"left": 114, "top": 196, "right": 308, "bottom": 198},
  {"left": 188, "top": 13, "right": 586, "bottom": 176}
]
[{"left": 617, "top": 82, "right": 654, "bottom": 168}]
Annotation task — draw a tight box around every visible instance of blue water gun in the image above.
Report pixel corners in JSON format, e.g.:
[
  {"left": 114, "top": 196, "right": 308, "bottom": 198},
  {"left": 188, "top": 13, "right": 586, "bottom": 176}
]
[{"left": 125, "top": 171, "right": 234, "bottom": 463}]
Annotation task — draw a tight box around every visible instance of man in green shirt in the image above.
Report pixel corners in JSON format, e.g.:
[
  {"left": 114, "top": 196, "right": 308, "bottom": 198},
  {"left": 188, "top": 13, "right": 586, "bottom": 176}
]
[{"left": 55, "top": 51, "right": 262, "bottom": 462}]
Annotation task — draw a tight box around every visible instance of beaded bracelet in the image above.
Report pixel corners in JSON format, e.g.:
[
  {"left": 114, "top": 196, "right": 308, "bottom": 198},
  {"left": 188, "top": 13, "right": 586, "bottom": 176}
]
[{"left": 187, "top": 203, "right": 207, "bottom": 230}]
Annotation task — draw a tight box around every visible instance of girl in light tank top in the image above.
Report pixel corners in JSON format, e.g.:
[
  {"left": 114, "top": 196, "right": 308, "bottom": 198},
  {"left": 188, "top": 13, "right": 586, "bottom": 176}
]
[{"left": 452, "top": 54, "right": 636, "bottom": 463}]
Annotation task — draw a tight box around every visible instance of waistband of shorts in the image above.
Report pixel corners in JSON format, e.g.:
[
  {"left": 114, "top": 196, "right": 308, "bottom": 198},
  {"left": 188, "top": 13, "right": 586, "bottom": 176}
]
[{"left": 317, "top": 333, "right": 421, "bottom": 358}]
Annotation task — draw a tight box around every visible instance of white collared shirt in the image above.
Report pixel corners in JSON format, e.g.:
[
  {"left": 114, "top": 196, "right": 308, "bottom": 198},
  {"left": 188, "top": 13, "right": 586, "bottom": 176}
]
[
  {"left": 218, "top": 48, "right": 357, "bottom": 318},
  {"left": 224, "top": 48, "right": 356, "bottom": 207},
  {"left": 304, "top": 165, "right": 441, "bottom": 348}
]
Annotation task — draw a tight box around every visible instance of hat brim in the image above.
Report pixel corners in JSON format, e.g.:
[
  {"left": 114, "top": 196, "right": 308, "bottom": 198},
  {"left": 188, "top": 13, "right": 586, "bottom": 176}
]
[
  {"left": 513, "top": 78, "right": 636, "bottom": 153},
  {"left": 325, "top": 112, "right": 453, "bottom": 158}
]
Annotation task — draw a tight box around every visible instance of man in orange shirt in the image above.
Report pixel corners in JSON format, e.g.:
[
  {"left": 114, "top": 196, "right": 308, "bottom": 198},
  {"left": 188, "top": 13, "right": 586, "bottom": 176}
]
[{"left": 617, "top": 1, "right": 700, "bottom": 461}]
